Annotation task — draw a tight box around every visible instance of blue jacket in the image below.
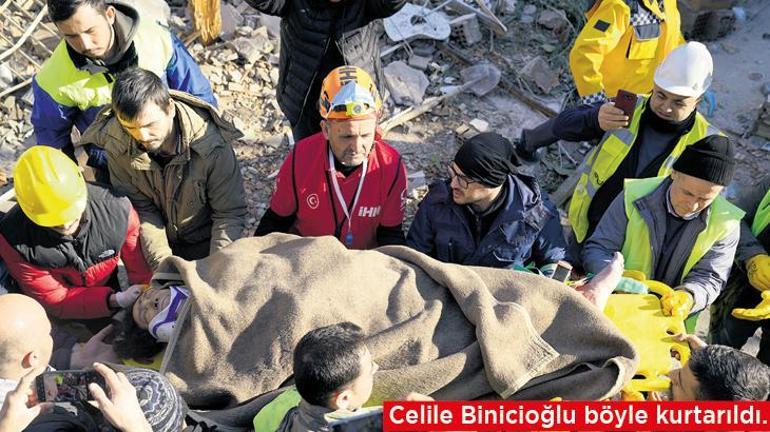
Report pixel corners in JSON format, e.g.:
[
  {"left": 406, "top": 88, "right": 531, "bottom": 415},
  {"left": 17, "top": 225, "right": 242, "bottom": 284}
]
[
  {"left": 407, "top": 174, "right": 568, "bottom": 269},
  {"left": 31, "top": 4, "right": 215, "bottom": 169}
]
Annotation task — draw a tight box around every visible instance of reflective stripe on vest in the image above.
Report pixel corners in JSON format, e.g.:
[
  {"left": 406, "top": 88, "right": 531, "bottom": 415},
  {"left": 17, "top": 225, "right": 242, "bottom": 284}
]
[
  {"left": 568, "top": 96, "right": 723, "bottom": 243},
  {"left": 752, "top": 189, "right": 770, "bottom": 237},
  {"left": 35, "top": 18, "right": 172, "bottom": 111},
  {"left": 620, "top": 176, "right": 744, "bottom": 282},
  {"left": 252, "top": 388, "right": 302, "bottom": 432}
]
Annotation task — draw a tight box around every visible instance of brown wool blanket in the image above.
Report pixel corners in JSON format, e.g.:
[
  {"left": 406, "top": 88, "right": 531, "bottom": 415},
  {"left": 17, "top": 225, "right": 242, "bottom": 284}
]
[{"left": 157, "top": 234, "right": 637, "bottom": 408}]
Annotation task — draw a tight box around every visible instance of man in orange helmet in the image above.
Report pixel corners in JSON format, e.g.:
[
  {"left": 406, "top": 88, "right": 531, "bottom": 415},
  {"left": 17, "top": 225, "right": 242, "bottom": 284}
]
[{"left": 256, "top": 66, "right": 407, "bottom": 249}]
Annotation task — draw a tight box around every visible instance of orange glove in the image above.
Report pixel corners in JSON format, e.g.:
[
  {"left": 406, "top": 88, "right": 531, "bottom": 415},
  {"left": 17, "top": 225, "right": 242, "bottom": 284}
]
[{"left": 661, "top": 290, "right": 694, "bottom": 318}]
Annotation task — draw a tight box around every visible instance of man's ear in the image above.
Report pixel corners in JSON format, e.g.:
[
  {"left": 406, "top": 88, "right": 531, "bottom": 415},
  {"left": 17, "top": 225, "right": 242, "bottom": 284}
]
[
  {"left": 333, "top": 388, "right": 353, "bottom": 411},
  {"left": 105, "top": 5, "right": 116, "bottom": 25},
  {"left": 321, "top": 120, "right": 330, "bottom": 140},
  {"left": 166, "top": 100, "right": 176, "bottom": 118},
  {"left": 21, "top": 350, "right": 40, "bottom": 370}
]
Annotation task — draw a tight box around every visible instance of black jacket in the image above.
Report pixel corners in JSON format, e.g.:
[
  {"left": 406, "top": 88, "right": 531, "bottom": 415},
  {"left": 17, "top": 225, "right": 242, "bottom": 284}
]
[{"left": 246, "top": 0, "right": 406, "bottom": 125}]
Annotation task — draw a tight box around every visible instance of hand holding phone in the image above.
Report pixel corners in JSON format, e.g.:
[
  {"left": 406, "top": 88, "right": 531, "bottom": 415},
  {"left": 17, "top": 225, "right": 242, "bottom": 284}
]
[
  {"left": 614, "top": 89, "right": 638, "bottom": 119},
  {"left": 35, "top": 370, "right": 105, "bottom": 403}
]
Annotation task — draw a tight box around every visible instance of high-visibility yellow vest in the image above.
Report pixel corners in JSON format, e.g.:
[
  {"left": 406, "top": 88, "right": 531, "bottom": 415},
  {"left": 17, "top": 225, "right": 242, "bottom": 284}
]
[
  {"left": 35, "top": 17, "right": 173, "bottom": 111},
  {"left": 752, "top": 189, "right": 770, "bottom": 237},
  {"left": 568, "top": 96, "right": 723, "bottom": 243},
  {"left": 252, "top": 388, "right": 303, "bottom": 432},
  {"left": 620, "top": 176, "right": 744, "bottom": 282}
]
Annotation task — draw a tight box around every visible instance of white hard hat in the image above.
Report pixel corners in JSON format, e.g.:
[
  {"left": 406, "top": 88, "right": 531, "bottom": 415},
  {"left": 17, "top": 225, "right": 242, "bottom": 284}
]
[{"left": 653, "top": 42, "right": 713, "bottom": 97}]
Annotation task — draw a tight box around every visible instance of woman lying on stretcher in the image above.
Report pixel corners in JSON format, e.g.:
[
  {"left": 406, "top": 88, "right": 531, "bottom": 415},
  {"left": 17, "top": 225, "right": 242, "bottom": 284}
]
[
  {"left": 112, "top": 253, "right": 629, "bottom": 367},
  {"left": 112, "top": 283, "right": 189, "bottom": 364}
]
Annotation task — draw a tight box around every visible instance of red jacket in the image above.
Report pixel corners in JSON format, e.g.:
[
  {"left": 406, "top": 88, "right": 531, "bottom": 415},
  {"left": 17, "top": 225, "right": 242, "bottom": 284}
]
[
  {"left": 269, "top": 132, "right": 407, "bottom": 249},
  {"left": 0, "top": 184, "right": 153, "bottom": 319}
]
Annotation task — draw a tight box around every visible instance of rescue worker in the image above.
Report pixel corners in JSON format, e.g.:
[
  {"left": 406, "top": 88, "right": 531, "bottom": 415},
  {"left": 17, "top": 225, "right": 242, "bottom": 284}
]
[
  {"left": 0, "top": 147, "right": 152, "bottom": 320},
  {"left": 80, "top": 68, "right": 247, "bottom": 270},
  {"left": 407, "top": 132, "right": 568, "bottom": 272},
  {"left": 515, "top": 42, "right": 720, "bottom": 245},
  {"left": 582, "top": 136, "right": 743, "bottom": 321},
  {"left": 711, "top": 175, "right": 770, "bottom": 364},
  {"left": 569, "top": 0, "right": 684, "bottom": 104},
  {"left": 245, "top": 0, "right": 406, "bottom": 141},
  {"left": 255, "top": 66, "right": 407, "bottom": 249},
  {"left": 32, "top": 0, "right": 216, "bottom": 175}
]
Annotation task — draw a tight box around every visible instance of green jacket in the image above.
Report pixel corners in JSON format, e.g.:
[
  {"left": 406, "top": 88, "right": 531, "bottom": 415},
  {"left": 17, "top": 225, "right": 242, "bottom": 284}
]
[{"left": 81, "top": 91, "right": 247, "bottom": 269}]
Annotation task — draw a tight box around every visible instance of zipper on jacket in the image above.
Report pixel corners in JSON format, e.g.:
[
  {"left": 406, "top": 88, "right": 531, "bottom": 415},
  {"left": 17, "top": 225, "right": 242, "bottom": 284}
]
[{"left": 296, "top": 35, "right": 332, "bottom": 129}]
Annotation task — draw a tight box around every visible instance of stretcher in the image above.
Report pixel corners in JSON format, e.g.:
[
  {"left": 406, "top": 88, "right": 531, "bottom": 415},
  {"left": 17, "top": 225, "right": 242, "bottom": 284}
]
[{"left": 604, "top": 272, "right": 690, "bottom": 394}]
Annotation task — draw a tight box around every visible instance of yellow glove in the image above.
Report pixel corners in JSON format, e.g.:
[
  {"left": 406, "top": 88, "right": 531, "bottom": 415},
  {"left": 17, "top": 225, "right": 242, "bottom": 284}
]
[
  {"left": 747, "top": 254, "right": 770, "bottom": 292},
  {"left": 661, "top": 290, "right": 694, "bottom": 318},
  {"left": 732, "top": 291, "right": 770, "bottom": 321}
]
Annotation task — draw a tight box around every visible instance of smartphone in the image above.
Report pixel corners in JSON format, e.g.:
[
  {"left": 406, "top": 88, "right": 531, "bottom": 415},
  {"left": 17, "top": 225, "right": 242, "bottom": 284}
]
[
  {"left": 329, "top": 408, "right": 383, "bottom": 432},
  {"left": 35, "top": 370, "right": 106, "bottom": 403},
  {"left": 551, "top": 260, "right": 573, "bottom": 283},
  {"left": 615, "top": 89, "right": 638, "bottom": 119}
]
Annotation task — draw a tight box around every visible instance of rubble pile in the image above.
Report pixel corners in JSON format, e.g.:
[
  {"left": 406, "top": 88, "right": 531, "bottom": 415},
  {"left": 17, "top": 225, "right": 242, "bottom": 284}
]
[{"left": 1, "top": 0, "right": 768, "bottom": 225}]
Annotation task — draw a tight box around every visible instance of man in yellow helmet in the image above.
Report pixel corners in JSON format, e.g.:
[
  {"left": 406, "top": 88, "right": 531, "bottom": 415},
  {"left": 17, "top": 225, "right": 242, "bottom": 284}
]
[
  {"left": 582, "top": 136, "right": 743, "bottom": 320},
  {"left": 711, "top": 175, "right": 770, "bottom": 364},
  {"left": 0, "top": 147, "right": 152, "bottom": 320},
  {"left": 569, "top": 0, "right": 684, "bottom": 105},
  {"left": 256, "top": 66, "right": 407, "bottom": 249}
]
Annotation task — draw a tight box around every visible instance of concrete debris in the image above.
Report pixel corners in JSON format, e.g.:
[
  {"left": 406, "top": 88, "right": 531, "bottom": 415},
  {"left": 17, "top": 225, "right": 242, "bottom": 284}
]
[
  {"left": 407, "top": 170, "right": 427, "bottom": 195},
  {"left": 522, "top": 4, "right": 537, "bottom": 15},
  {"left": 450, "top": 14, "right": 483, "bottom": 47},
  {"left": 520, "top": 56, "right": 559, "bottom": 94},
  {"left": 0, "top": 64, "right": 13, "bottom": 88},
  {"left": 537, "top": 9, "right": 570, "bottom": 40},
  {"left": 384, "top": 61, "right": 430, "bottom": 106},
  {"left": 258, "top": 13, "right": 282, "bottom": 39},
  {"left": 408, "top": 54, "right": 432, "bottom": 71},
  {"left": 229, "top": 28, "right": 274, "bottom": 64},
  {"left": 384, "top": 3, "right": 451, "bottom": 42},
  {"left": 221, "top": 3, "right": 245, "bottom": 40},
  {"left": 519, "top": 14, "right": 535, "bottom": 24},
  {"left": 469, "top": 118, "right": 489, "bottom": 132},
  {"left": 500, "top": 0, "right": 517, "bottom": 15},
  {"left": 748, "top": 72, "right": 764, "bottom": 82}
]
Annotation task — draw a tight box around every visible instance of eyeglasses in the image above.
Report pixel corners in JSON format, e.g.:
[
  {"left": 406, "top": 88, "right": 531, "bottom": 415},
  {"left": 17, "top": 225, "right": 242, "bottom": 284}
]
[{"left": 447, "top": 165, "right": 478, "bottom": 189}]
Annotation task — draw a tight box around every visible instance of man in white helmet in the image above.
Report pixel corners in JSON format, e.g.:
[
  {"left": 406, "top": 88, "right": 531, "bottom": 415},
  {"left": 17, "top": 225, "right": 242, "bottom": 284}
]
[{"left": 512, "top": 42, "right": 723, "bottom": 247}]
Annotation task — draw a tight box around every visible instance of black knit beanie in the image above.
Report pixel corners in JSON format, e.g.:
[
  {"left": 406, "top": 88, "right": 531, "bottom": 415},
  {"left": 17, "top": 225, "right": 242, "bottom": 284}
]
[
  {"left": 453, "top": 132, "right": 519, "bottom": 187},
  {"left": 672, "top": 135, "right": 736, "bottom": 186}
]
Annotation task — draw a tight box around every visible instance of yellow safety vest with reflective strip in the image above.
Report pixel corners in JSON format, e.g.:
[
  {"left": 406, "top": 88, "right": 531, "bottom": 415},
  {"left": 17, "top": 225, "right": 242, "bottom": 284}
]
[
  {"left": 35, "top": 18, "right": 172, "bottom": 111},
  {"left": 752, "top": 189, "right": 770, "bottom": 237},
  {"left": 569, "top": 96, "right": 723, "bottom": 243},
  {"left": 620, "top": 176, "right": 744, "bottom": 282}
]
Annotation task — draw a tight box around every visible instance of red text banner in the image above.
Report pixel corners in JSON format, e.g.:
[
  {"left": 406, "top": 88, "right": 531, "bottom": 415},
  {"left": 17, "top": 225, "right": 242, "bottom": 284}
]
[{"left": 382, "top": 401, "right": 770, "bottom": 431}]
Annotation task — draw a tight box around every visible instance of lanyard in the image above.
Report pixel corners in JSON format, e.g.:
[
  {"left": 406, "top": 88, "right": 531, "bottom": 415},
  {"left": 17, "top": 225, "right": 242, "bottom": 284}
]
[{"left": 328, "top": 147, "right": 368, "bottom": 246}]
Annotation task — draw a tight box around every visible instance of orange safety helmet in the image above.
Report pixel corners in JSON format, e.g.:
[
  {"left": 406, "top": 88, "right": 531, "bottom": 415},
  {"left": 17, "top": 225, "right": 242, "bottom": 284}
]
[{"left": 319, "top": 66, "right": 382, "bottom": 120}]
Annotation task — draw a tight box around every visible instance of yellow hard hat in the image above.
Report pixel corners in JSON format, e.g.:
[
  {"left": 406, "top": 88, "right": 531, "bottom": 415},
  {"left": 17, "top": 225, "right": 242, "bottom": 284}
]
[
  {"left": 13, "top": 146, "right": 87, "bottom": 227},
  {"left": 319, "top": 66, "right": 382, "bottom": 120}
]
